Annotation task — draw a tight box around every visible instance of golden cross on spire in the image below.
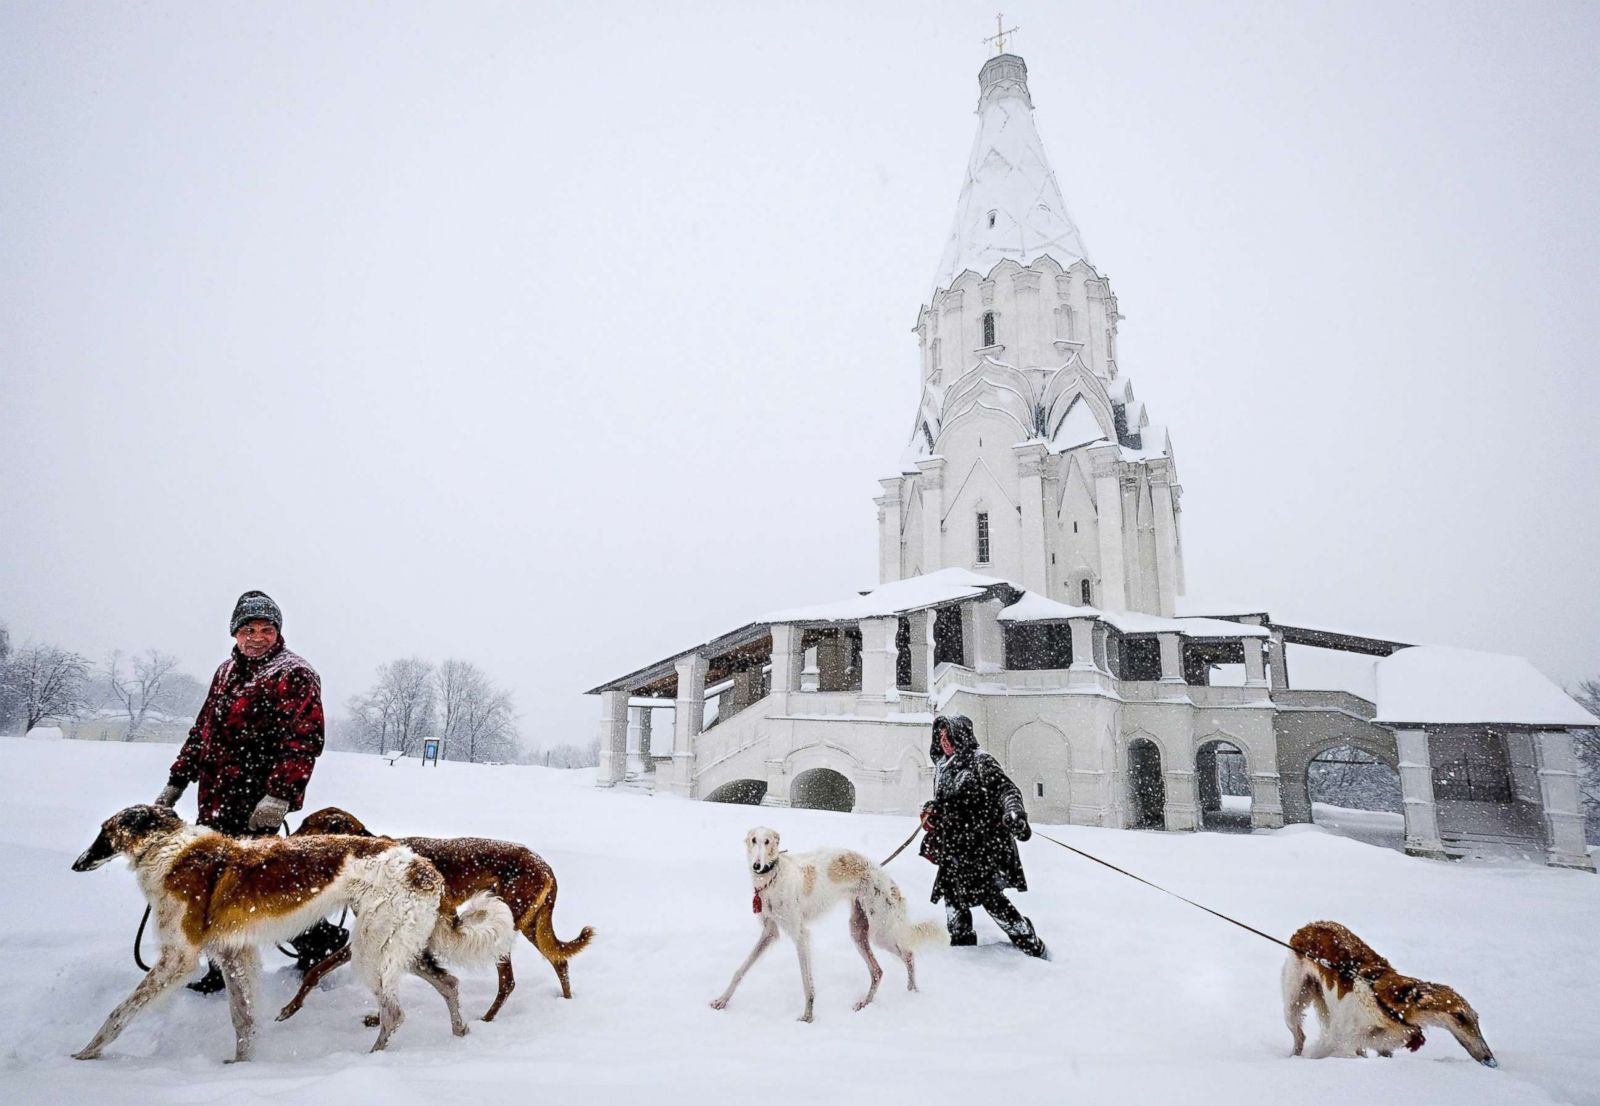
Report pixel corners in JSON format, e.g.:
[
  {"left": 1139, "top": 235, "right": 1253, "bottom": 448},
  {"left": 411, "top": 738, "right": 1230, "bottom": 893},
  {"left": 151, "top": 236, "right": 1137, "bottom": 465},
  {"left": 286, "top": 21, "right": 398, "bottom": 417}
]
[{"left": 983, "top": 12, "right": 1019, "bottom": 55}]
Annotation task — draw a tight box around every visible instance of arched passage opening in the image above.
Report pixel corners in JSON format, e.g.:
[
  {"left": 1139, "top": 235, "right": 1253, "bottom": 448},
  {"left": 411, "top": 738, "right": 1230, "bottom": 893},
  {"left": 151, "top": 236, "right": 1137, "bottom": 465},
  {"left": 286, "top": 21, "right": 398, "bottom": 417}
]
[
  {"left": 1196, "top": 739, "right": 1251, "bottom": 833},
  {"left": 703, "top": 779, "right": 768, "bottom": 806},
  {"left": 790, "top": 768, "right": 856, "bottom": 813},
  {"left": 1127, "top": 738, "right": 1165, "bottom": 829},
  {"left": 1307, "top": 744, "right": 1403, "bottom": 850}
]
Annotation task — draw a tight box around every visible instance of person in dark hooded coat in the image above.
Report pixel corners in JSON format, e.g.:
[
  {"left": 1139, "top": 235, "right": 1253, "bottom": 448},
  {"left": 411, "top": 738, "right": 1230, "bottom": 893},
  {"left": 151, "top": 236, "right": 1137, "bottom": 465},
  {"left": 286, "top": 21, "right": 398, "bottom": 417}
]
[{"left": 920, "top": 715, "right": 1048, "bottom": 958}]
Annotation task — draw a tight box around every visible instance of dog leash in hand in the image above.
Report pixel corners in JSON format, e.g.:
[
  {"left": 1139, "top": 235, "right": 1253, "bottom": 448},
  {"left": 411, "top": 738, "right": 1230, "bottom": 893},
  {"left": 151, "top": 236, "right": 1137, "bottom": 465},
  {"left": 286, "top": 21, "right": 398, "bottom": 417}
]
[
  {"left": 879, "top": 826, "right": 922, "bottom": 867},
  {"left": 1033, "top": 829, "right": 1295, "bottom": 954}
]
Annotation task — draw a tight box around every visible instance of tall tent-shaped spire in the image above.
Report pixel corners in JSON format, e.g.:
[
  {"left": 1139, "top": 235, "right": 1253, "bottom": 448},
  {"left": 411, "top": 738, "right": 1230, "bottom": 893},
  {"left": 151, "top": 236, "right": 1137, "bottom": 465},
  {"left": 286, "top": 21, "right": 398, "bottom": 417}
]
[{"left": 931, "top": 54, "right": 1088, "bottom": 294}]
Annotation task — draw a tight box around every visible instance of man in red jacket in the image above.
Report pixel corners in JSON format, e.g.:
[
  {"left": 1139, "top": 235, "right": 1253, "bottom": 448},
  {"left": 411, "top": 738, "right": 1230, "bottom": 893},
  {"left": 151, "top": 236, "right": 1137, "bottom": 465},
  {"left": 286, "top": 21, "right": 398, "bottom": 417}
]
[{"left": 154, "top": 590, "right": 344, "bottom": 991}]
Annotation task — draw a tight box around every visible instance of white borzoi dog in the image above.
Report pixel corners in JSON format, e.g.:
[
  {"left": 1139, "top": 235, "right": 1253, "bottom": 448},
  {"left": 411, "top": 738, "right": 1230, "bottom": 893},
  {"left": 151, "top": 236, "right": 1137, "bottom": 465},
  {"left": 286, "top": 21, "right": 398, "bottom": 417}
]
[
  {"left": 710, "top": 826, "right": 946, "bottom": 1022},
  {"left": 1282, "top": 920, "right": 1497, "bottom": 1066},
  {"left": 71, "top": 804, "right": 513, "bottom": 1061}
]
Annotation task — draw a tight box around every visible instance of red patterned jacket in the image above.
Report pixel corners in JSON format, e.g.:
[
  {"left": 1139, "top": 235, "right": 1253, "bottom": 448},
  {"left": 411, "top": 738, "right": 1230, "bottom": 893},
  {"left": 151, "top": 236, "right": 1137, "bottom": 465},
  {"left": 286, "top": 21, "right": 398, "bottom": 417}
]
[{"left": 168, "top": 639, "right": 325, "bottom": 833}]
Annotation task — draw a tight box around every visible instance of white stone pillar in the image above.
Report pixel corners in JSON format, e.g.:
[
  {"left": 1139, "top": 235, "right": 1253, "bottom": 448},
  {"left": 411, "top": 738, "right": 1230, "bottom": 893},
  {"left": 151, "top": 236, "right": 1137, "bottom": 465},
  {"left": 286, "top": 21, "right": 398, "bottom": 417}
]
[
  {"left": 1243, "top": 637, "right": 1268, "bottom": 688},
  {"left": 1068, "top": 617, "right": 1097, "bottom": 671},
  {"left": 769, "top": 623, "right": 802, "bottom": 704},
  {"left": 624, "top": 706, "right": 645, "bottom": 778},
  {"left": 639, "top": 707, "right": 654, "bottom": 773},
  {"left": 800, "top": 644, "right": 820, "bottom": 692},
  {"left": 1157, "top": 632, "right": 1184, "bottom": 684},
  {"left": 858, "top": 616, "right": 899, "bottom": 703},
  {"left": 1149, "top": 461, "right": 1179, "bottom": 617},
  {"left": 1016, "top": 442, "right": 1049, "bottom": 594},
  {"left": 917, "top": 458, "right": 945, "bottom": 573},
  {"left": 1394, "top": 728, "right": 1448, "bottom": 859},
  {"left": 907, "top": 609, "right": 935, "bottom": 692},
  {"left": 1268, "top": 629, "right": 1289, "bottom": 690},
  {"left": 595, "top": 690, "right": 629, "bottom": 788},
  {"left": 668, "top": 654, "right": 708, "bottom": 798},
  {"left": 1164, "top": 768, "right": 1199, "bottom": 831},
  {"left": 966, "top": 598, "right": 1005, "bottom": 673},
  {"left": 1012, "top": 267, "right": 1042, "bottom": 367},
  {"left": 875, "top": 478, "right": 903, "bottom": 585},
  {"left": 1534, "top": 729, "right": 1597, "bottom": 871},
  {"left": 1091, "top": 449, "right": 1126, "bottom": 611}
]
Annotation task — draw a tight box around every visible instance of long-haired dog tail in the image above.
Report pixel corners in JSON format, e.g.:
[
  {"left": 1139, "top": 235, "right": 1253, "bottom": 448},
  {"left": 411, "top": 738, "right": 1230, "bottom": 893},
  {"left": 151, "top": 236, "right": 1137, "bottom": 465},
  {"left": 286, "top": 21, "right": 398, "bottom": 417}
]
[
  {"left": 430, "top": 892, "right": 517, "bottom": 969},
  {"left": 524, "top": 889, "right": 596, "bottom": 964}
]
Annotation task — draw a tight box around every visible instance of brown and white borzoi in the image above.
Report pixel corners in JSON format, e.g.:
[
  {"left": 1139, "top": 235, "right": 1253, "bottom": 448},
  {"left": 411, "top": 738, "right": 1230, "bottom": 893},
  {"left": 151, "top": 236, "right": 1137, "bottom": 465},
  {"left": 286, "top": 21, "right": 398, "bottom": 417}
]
[
  {"left": 1283, "top": 920, "right": 1497, "bottom": 1066},
  {"left": 278, "top": 806, "right": 594, "bottom": 1024},
  {"left": 710, "top": 826, "right": 946, "bottom": 1023},
  {"left": 71, "top": 805, "right": 512, "bottom": 1061}
]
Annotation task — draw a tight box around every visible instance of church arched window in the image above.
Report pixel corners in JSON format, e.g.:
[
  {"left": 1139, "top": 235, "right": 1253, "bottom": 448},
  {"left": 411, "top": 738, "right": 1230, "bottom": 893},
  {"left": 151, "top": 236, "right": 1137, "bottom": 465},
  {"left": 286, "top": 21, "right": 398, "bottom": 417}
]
[
  {"left": 976, "top": 512, "right": 991, "bottom": 565},
  {"left": 986, "top": 210, "right": 998, "bottom": 229},
  {"left": 1080, "top": 578, "right": 1093, "bottom": 606},
  {"left": 1056, "top": 304, "right": 1076, "bottom": 340},
  {"left": 982, "top": 311, "right": 996, "bottom": 348}
]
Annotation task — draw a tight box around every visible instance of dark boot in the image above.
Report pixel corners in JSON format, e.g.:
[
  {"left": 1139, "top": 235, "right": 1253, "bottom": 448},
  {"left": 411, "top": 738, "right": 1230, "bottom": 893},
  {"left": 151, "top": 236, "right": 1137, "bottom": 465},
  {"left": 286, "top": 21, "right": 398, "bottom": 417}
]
[
  {"left": 186, "top": 962, "right": 226, "bottom": 994},
  {"left": 288, "top": 918, "right": 350, "bottom": 974},
  {"left": 945, "top": 903, "right": 976, "bottom": 946},
  {"left": 1003, "top": 916, "right": 1050, "bottom": 960}
]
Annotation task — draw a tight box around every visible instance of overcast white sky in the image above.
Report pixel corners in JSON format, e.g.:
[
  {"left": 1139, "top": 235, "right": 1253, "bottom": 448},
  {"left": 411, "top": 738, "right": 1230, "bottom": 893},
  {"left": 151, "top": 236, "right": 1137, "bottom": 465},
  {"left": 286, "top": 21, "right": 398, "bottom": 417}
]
[{"left": 3, "top": 1, "right": 1597, "bottom": 750}]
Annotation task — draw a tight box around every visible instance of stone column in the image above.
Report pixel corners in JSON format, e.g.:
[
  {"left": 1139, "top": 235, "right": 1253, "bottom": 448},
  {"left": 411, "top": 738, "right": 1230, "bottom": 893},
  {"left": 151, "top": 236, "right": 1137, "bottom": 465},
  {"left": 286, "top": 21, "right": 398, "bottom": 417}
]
[
  {"left": 1163, "top": 768, "right": 1199, "bottom": 831},
  {"left": 668, "top": 654, "right": 708, "bottom": 798},
  {"left": 800, "top": 644, "right": 821, "bottom": 692},
  {"left": 907, "top": 609, "right": 935, "bottom": 692},
  {"left": 638, "top": 707, "right": 654, "bottom": 773},
  {"left": 916, "top": 458, "right": 945, "bottom": 573},
  {"left": 1016, "top": 442, "right": 1049, "bottom": 594},
  {"left": 1394, "top": 728, "right": 1448, "bottom": 859},
  {"left": 1243, "top": 637, "right": 1268, "bottom": 688},
  {"left": 1267, "top": 629, "right": 1289, "bottom": 690},
  {"left": 1157, "top": 632, "right": 1184, "bottom": 684},
  {"left": 769, "top": 623, "right": 802, "bottom": 710},
  {"left": 1090, "top": 448, "right": 1126, "bottom": 610},
  {"left": 1068, "top": 617, "right": 1097, "bottom": 671},
  {"left": 624, "top": 706, "right": 645, "bottom": 779},
  {"left": 1534, "top": 729, "right": 1597, "bottom": 871},
  {"left": 875, "top": 478, "right": 903, "bottom": 585},
  {"left": 1012, "top": 267, "right": 1042, "bottom": 367},
  {"left": 965, "top": 597, "right": 1004, "bottom": 673},
  {"left": 858, "top": 616, "right": 899, "bottom": 703},
  {"left": 595, "top": 690, "right": 629, "bottom": 788},
  {"left": 1149, "top": 460, "right": 1179, "bottom": 617},
  {"left": 1248, "top": 737, "right": 1285, "bottom": 829}
]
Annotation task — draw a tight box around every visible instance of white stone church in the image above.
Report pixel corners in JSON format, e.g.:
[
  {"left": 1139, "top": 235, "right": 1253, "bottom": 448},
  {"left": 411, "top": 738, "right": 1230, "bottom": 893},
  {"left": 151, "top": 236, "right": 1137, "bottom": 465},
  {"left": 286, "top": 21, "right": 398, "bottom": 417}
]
[{"left": 589, "top": 52, "right": 1595, "bottom": 871}]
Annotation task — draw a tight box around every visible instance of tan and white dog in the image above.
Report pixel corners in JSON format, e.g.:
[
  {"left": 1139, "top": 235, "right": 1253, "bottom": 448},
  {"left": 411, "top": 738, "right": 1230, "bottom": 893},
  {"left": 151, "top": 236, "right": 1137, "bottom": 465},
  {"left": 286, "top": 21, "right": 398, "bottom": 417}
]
[
  {"left": 1283, "top": 920, "right": 1497, "bottom": 1067},
  {"left": 710, "top": 826, "right": 945, "bottom": 1023},
  {"left": 70, "top": 804, "right": 512, "bottom": 1061}
]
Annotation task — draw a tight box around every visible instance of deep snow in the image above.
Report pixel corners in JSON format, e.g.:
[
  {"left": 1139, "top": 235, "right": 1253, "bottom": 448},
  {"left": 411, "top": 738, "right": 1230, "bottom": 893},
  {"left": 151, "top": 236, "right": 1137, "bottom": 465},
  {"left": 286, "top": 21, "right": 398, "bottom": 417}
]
[{"left": 1, "top": 737, "right": 1595, "bottom": 1105}]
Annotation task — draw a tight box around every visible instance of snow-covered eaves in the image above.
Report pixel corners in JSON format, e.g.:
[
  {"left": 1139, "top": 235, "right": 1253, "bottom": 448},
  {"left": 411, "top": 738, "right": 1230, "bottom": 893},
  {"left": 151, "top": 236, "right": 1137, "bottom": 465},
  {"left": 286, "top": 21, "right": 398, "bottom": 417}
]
[
  {"left": 998, "top": 592, "right": 1269, "bottom": 638},
  {"left": 761, "top": 568, "right": 1014, "bottom": 624},
  {"left": 1372, "top": 646, "right": 1599, "bottom": 727}
]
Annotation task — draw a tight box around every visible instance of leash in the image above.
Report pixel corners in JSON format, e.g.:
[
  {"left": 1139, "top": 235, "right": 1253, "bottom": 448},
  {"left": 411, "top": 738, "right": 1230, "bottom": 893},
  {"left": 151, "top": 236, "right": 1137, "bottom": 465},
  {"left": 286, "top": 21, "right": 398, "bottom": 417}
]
[
  {"left": 879, "top": 826, "right": 922, "bottom": 867},
  {"left": 1032, "top": 830, "right": 1295, "bottom": 954},
  {"left": 133, "top": 906, "right": 153, "bottom": 972}
]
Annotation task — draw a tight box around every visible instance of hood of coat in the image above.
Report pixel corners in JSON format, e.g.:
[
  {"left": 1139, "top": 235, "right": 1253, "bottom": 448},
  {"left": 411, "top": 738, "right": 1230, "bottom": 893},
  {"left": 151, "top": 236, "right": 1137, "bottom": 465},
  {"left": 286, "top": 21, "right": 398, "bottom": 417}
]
[{"left": 932, "top": 714, "right": 979, "bottom": 760}]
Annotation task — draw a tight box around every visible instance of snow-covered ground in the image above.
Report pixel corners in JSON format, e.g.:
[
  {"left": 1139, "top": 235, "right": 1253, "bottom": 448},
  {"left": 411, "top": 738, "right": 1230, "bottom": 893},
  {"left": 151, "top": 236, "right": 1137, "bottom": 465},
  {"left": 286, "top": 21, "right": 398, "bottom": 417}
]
[{"left": 2, "top": 737, "right": 1596, "bottom": 1105}]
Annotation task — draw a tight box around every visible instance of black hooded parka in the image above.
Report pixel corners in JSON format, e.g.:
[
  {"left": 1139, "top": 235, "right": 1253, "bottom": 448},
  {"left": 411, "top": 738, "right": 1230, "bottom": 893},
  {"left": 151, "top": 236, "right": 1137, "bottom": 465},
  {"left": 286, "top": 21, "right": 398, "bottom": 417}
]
[{"left": 920, "top": 715, "right": 1030, "bottom": 908}]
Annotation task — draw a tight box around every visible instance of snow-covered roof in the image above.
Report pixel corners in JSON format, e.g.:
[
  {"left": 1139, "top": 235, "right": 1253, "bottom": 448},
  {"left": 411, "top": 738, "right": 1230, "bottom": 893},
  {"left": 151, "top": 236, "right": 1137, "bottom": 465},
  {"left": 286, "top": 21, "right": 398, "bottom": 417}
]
[
  {"left": 1372, "top": 646, "right": 1598, "bottom": 726},
  {"left": 998, "top": 593, "right": 1270, "bottom": 638},
  {"left": 761, "top": 568, "right": 1010, "bottom": 624},
  {"left": 931, "top": 54, "right": 1088, "bottom": 294}
]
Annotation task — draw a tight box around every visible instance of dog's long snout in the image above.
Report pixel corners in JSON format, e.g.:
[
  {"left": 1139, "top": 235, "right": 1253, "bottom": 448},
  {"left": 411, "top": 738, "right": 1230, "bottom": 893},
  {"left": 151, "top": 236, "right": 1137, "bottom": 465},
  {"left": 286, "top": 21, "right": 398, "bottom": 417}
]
[{"left": 72, "top": 832, "right": 115, "bottom": 872}]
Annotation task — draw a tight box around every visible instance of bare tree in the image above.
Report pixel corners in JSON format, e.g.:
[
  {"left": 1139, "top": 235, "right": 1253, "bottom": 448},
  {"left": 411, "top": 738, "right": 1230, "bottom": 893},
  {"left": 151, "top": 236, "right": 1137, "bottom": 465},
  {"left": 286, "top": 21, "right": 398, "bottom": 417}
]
[
  {"left": 534, "top": 738, "right": 601, "bottom": 769},
  {"left": 6, "top": 643, "right": 91, "bottom": 734},
  {"left": 350, "top": 658, "right": 435, "bottom": 755},
  {"left": 0, "top": 622, "right": 15, "bottom": 732},
  {"left": 104, "top": 648, "right": 182, "bottom": 740},
  {"left": 435, "top": 659, "right": 519, "bottom": 763}
]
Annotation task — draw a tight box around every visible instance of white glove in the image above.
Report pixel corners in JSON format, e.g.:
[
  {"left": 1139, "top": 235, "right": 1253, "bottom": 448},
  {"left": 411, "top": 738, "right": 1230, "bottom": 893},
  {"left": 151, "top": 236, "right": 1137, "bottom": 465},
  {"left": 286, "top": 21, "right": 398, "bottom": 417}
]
[
  {"left": 154, "top": 783, "right": 184, "bottom": 808},
  {"left": 248, "top": 794, "right": 291, "bottom": 832}
]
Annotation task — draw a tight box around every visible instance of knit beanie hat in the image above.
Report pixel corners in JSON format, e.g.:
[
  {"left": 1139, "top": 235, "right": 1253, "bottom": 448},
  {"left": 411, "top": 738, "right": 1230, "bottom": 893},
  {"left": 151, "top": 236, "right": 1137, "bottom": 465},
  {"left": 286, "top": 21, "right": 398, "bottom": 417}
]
[{"left": 230, "top": 590, "right": 283, "bottom": 634}]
